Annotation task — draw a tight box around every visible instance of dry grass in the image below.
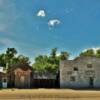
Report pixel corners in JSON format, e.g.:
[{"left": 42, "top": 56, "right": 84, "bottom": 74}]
[{"left": 0, "top": 89, "right": 100, "bottom": 99}]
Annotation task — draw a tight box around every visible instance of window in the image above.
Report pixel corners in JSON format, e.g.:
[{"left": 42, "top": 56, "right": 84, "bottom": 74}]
[
  {"left": 73, "top": 67, "right": 78, "bottom": 71},
  {"left": 87, "top": 64, "right": 92, "bottom": 68},
  {"left": 70, "top": 76, "right": 76, "bottom": 82}
]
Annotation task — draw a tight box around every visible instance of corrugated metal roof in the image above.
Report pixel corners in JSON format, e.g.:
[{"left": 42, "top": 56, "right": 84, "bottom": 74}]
[{"left": 33, "top": 72, "right": 57, "bottom": 79}]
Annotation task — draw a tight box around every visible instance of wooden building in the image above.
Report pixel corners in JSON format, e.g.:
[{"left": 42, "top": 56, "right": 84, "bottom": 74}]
[
  {"left": 0, "top": 63, "right": 59, "bottom": 89},
  {"left": 7, "top": 63, "right": 33, "bottom": 88}
]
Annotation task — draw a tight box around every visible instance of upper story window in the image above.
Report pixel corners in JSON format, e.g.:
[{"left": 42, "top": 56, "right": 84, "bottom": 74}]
[{"left": 73, "top": 67, "right": 78, "bottom": 71}]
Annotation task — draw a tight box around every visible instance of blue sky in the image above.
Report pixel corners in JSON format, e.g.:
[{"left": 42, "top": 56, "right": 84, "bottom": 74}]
[{"left": 0, "top": 0, "right": 100, "bottom": 62}]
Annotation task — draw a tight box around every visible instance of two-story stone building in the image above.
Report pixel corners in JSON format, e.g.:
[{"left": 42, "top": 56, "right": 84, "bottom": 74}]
[{"left": 60, "top": 56, "right": 100, "bottom": 88}]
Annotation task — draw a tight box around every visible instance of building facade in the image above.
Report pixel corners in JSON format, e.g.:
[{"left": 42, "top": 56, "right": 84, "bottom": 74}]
[
  {"left": 7, "top": 64, "right": 33, "bottom": 88},
  {"left": 1, "top": 56, "right": 100, "bottom": 89},
  {"left": 60, "top": 56, "right": 100, "bottom": 88},
  {"left": 0, "top": 63, "right": 58, "bottom": 88}
]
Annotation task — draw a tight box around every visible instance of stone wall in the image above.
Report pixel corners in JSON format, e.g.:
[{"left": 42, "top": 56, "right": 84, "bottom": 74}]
[{"left": 60, "top": 56, "right": 100, "bottom": 88}]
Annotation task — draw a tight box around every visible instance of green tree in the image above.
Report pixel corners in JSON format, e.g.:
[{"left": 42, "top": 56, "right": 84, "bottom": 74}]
[
  {"left": 17, "top": 55, "right": 30, "bottom": 64},
  {"left": 60, "top": 51, "right": 69, "bottom": 60},
  {"left": 80, "top": 49, "right": 95, "bottom": 57},
  {"left": 32, "top": 48, "right": 70, "bottom": 74},
  {"left": 50, "top": 48, "right": 57, "bottom": 64},
  {"left": 11, "top": 55, "right": 30, "bottom": 65},
  {"left": 51, "top": 48, "right": 57, "bottom": 58},
  {"left": 0, "top": 48, "right": 30, "bottom": 70},
  {"left": 96, "top": 49, "right": 100, "bottom": 58},
  {"left": 11, "top": 57, "right": 19, "bottom": 65},
  {"left": 5, "top": 48, "right": 17, "bottom": 69},
  {"left": 0, "top": 53, "right": 6, "bottom": 67},
  {"left": 32, "top": 55, "right": 48, "bottom": 73}
]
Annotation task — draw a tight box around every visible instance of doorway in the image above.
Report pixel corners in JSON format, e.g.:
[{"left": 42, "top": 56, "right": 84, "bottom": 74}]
[
  {"left": 2, "top": 78, "right": 7, "bottom": 88},
  {"left": 89, "top": 77, "right": 94, "bottom": 88}
]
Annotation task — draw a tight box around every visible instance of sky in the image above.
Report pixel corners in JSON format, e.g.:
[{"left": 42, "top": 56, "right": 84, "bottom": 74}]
[{"left": 0, "top": 0, "right": 100, "bottom": 62}]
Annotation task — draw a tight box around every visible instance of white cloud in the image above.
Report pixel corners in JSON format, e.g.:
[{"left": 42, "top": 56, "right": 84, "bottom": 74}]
[
  {"left": 0, "top": 0, "right": 17, "bottom": 33},
  {"left": 37, "top": 10, "right": 46, "bottom": 17},
  {"left": 0, "top": 24, "right": 7, "bottom": 32},
  {"left": 0, "top": 38, "right": 13, "bottom": 46},
  {"left": 48, "top": 19, "right": 61, "bottom": 27}
]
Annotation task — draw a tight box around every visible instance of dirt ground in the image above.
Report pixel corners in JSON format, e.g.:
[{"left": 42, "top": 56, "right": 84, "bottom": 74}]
[{"left": 0, "top": 89, "right": 100, "bottom": 100}]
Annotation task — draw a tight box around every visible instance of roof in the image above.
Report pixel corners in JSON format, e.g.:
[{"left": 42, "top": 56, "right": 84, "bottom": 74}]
[
  {"left": 0, "top": 72, "right": 6, "bottom": 77},
  {"left": 60, "top": 56, "right": 100, "bottom": 66},
  {"left": 73, "top": 56, "right": 100, "bottom": 61},
  {"left": 8, "top": 63, "right": 33, "bottom": 73},
  {"left": 33, "top": 72, "right": 57, "bottom": 79}
]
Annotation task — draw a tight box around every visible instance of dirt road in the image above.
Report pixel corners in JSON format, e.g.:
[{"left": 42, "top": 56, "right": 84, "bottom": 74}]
[{"left": 0, "top": 89, "right": 100, "bottom": 100}]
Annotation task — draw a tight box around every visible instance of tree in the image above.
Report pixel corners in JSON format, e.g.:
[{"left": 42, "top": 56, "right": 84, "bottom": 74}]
[
  {"left": 10, "top": 55, "right": 30, "bottom": 65},
  {"left": 96, "top": 49, "right": 100, "bottom": 58},
  {"left": 51, "top": 48, "right": 57, "bottom": 58},
  {"left": 49, "top": 48, "right": 58, "bottom": 64},
  {"left": 11, "top": 57, "right": 19, "bottom": 65},
  {"left": 32, "top": 55, "right": 49, "bottom": 73},
  {"left": 32, "top": 48, "right": 70, "bottom": 74},
  {"left": 80, "top": 49, "right": 95, "bottom": 57},
  {"left": 0, "top": 53, "right": 6, "bottom": 67},
  {"left": 17, "top": 55, "right": 30, "bottom": 64},
  {"left": 50, "top": 48, "right": 57, "bottom": 63},
  {"left": 0, "top": 48, "right": 30, "bottom": 69},
  {"left": 60, "top": 51, "right": 69, "bottom": 60},
  {"left": 6, "top": 48, "right": 17, "bottom": 59},
  {"left": 32, "top": 54, "right": 58, "bottom": 74},
  {"left": 5, "top": 48, "right": 17, "bottom": 69}
]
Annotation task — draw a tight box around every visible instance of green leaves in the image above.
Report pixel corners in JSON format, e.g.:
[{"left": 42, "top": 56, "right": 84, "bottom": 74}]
[
  {"left": 0, "top": 48, "right": 29, "bottom": 69},
  {"left": 80, "top": 49, "right": 95, "bottom": 57},
  {"left": 60, "top": 51, "right": 69, "bottom": 60},
  {"left": 32, "top": 48, "right": 69, "bottom": 74},
  {"left": 6, "top": 48, "right": 17, "bottom": 59},
  {"left": 0, "top": 53, "right": 6, "bottom": 67},
  {"left": 96, "top": 49, "right": 100, "bottom": 58},
  {"left": 80, "top": 48, "right": 100, "bottom": 58}
]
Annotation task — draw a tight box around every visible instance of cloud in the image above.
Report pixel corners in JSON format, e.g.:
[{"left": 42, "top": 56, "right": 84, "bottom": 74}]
[
  {"left": 0, "top": 0, "right": 17, "bottom": 33},
  {"left": 0, "top": 0, "right": 4, "bottom": 6},
  {"left": 0, "top": 38, "right": 13, "bottom": 46},
  {"left": 48, "top": 19, "right": 61, "bottom": 27},
  {"left": 37, "top": 10, "right": 46, "bottom": 17},
  {"left": 0, "top": 24, "right": 7, "bottom": 32}
]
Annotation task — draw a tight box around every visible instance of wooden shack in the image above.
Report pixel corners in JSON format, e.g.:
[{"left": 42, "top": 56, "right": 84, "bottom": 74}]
[{"left": 7, "top": 63, "right": 33, "bottom": 88}]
